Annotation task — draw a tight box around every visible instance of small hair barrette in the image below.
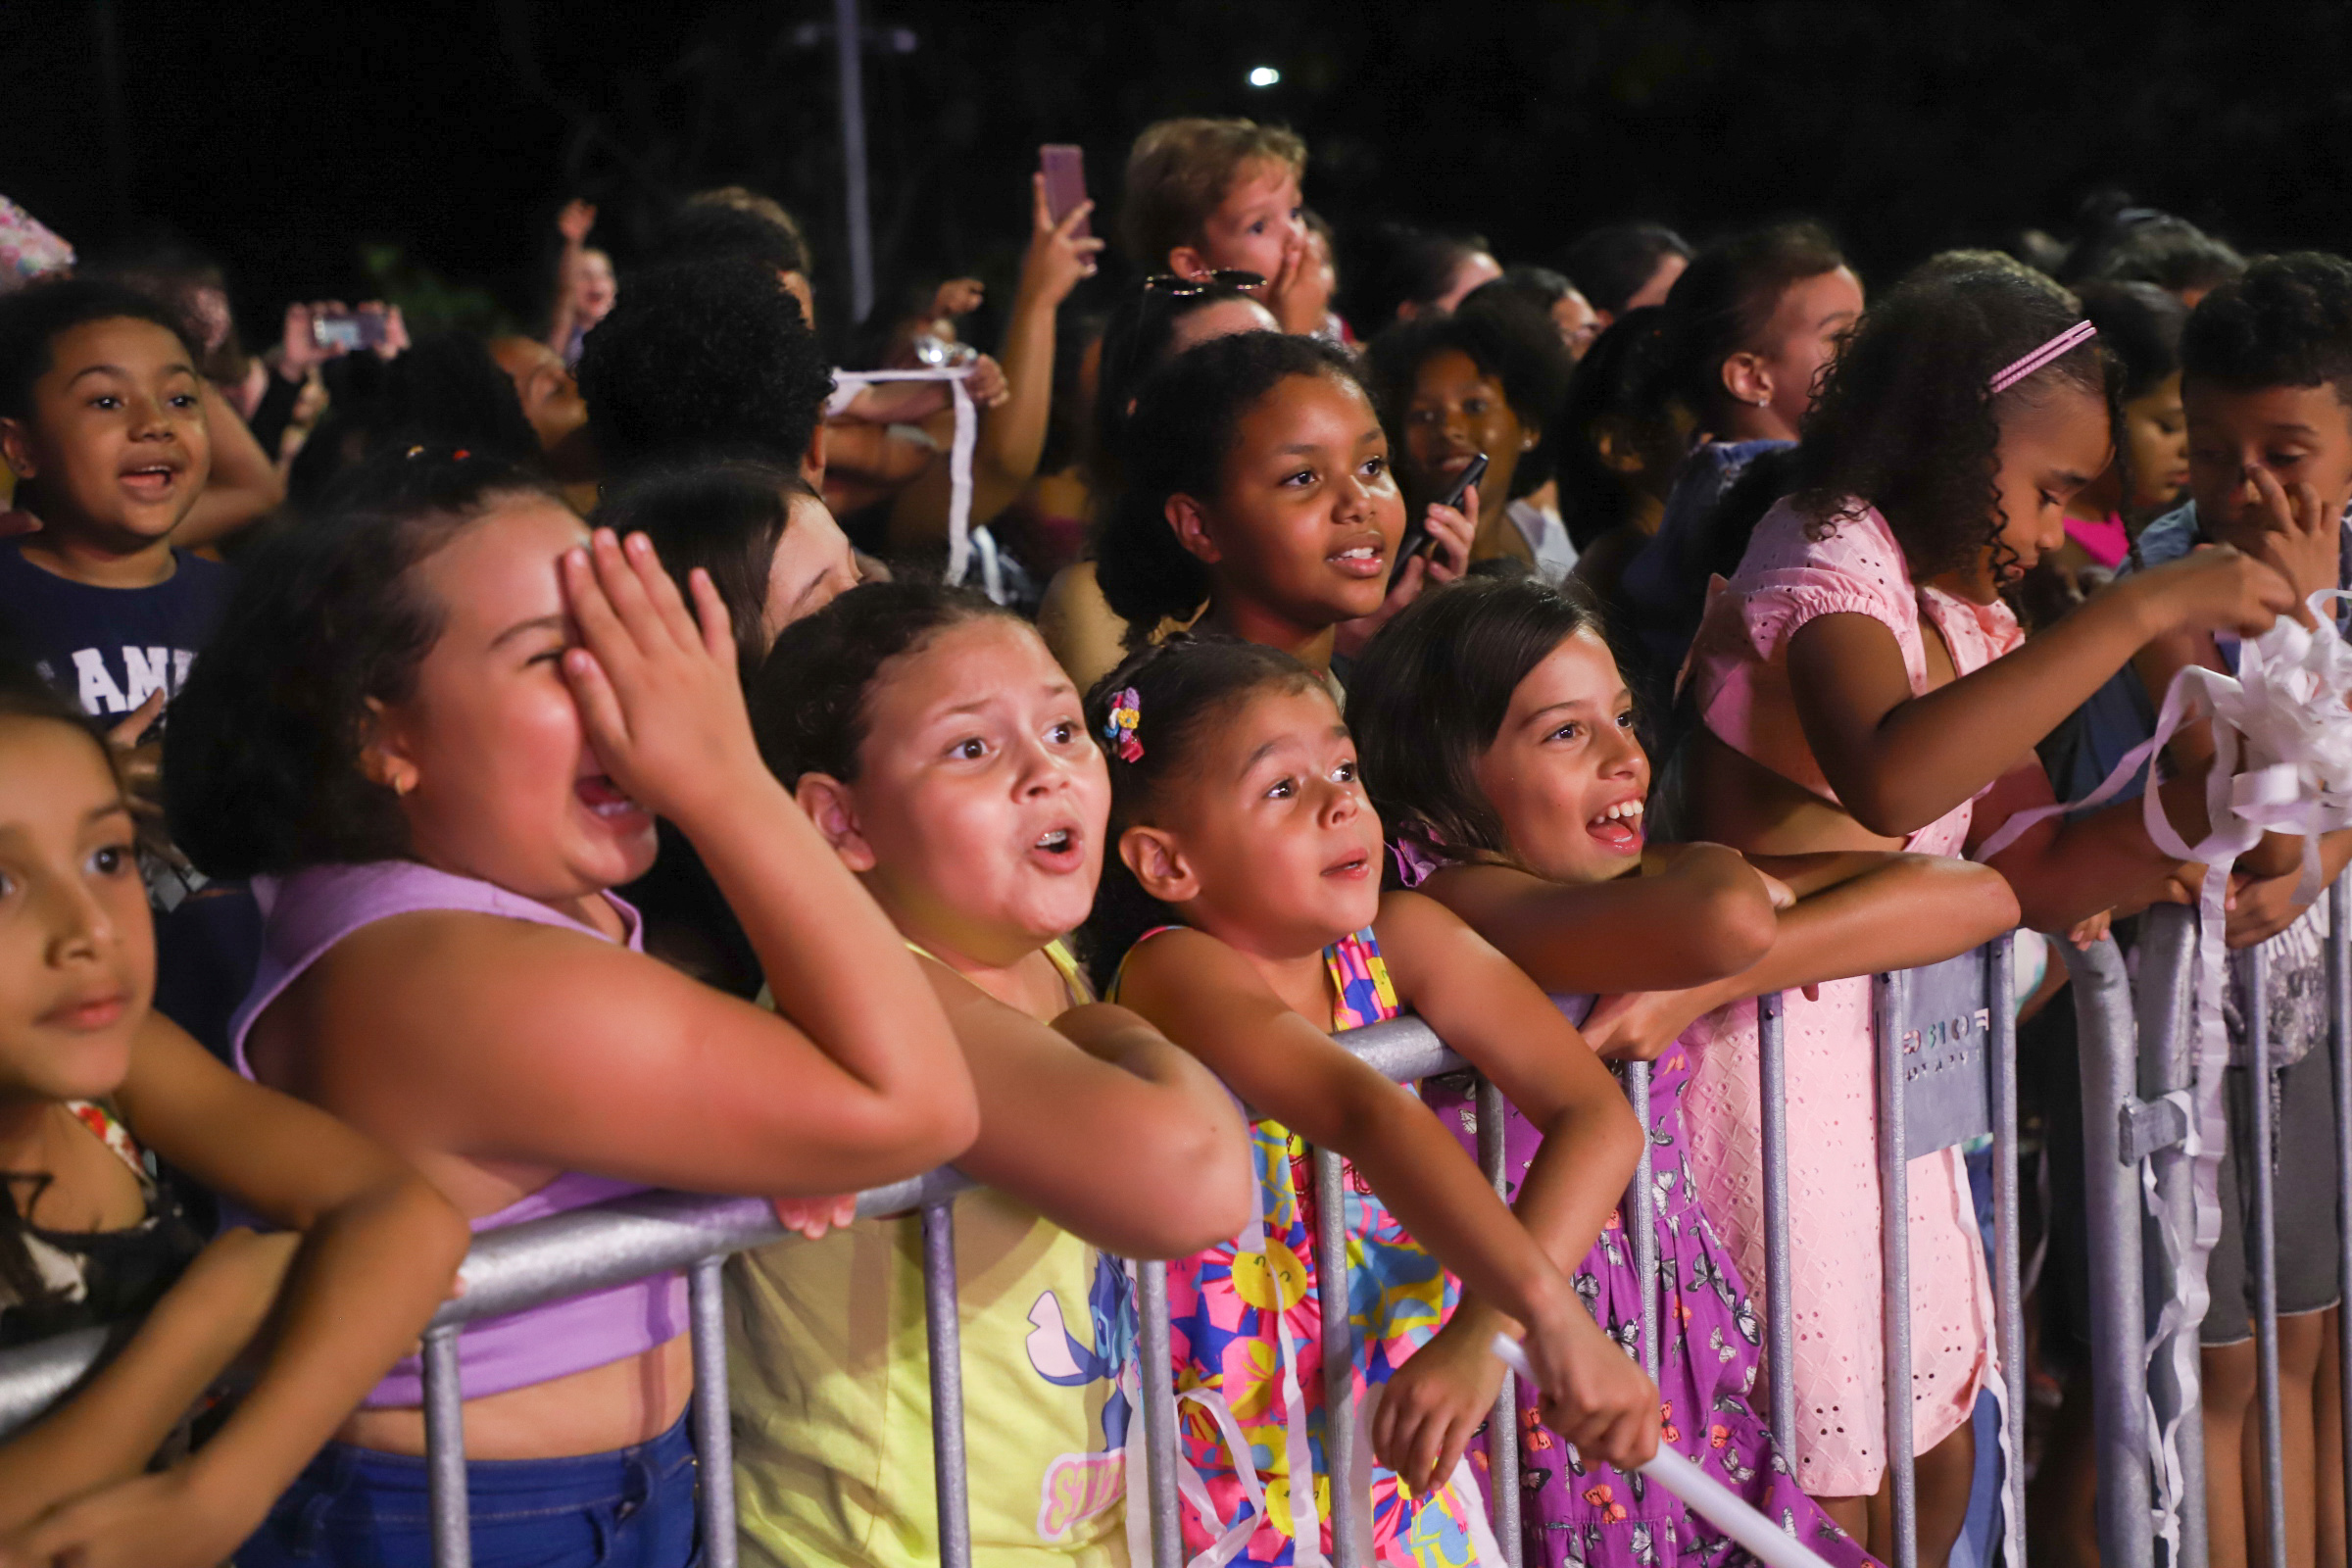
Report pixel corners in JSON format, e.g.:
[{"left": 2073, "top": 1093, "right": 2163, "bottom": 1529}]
[
  {"left": 1989, "top": 319, "right": 2097, "bottom": 396},
  {"left": 1102, "top": 686, "right": 1144, "bottom": 762}
]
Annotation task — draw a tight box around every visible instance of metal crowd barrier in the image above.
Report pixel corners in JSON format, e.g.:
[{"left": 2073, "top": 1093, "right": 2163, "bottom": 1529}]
[
  {"left": 1717, "top": 938, "right": 2027, "bottom": 1568},
  {"left": 2069, "top": 872, "right": 2352, "bottom": 1568},
  {"left": 0, "top": 948, "right": 2038, "bottom": 1568}
]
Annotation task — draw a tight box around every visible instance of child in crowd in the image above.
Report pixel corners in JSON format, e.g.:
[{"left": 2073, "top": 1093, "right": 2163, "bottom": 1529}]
[
  {"left": 593, "top": 460, "right": 863, "bottom": 993},
  {"left": 1345, "top": 222, "right": 1505, "bottom": 334},
  {"left": 0, "top": 281, "right": 229, "bottom": 736},
  {"left": 2045, "top": 280, "right": 2191, "bottom": 588},
  {"left": 1675, "top": 260, "right": 2299, "bottom": 1565},
  {"left": 164, "top": 449, "right": 979, "bottom": 1566},
  {"left": 1552, "top": 309, "right": 1685, "bottom": 605},
  {"left": 1349, "top": 572, "right": 2018, "bottom": 1566},
  {"left": 1558, "top": 223, "right": 1692, "bottom": 328},
  {"left": 0, "top": 661, "right": 466, "bottom": 1566},
  {"left": 1616, "top": 222, "right": 1862, "bottom": 707},
  {"left": 1038, "top": 276, "right": 1282, "bottom": 688},
  {"left": 1121, "top": 117, "right": 1326, "bottom": 334},
  {"left": 2060, "top": 253, "right": 2352, "bottom": 1568},
  {"left": 546, "top": 198, "right": 615, "bottom": 368},
  {"left": 732, "top": 581, "right": 1252, "bottom": 1568},
  {"left": 1464, "top": 267, "right": 1603, "bottom": 361},
  {"left": 1087, "top": 634, "right": 1660, "bottom": 1565},
  {"left": 1367, "top": 295, "right": 1576, "bottom": 579},
  {"left": 1092, "top": 332, "right": 1470, "bottom": 685}
]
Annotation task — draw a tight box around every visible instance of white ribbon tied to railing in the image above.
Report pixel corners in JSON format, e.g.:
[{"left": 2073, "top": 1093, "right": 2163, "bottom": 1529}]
[
  {"left": 827, "top": 367, "right": 989, "bottom": 595},
  {"left": 1976, "top": 587, "right": 2352, "bottom": 1549}
]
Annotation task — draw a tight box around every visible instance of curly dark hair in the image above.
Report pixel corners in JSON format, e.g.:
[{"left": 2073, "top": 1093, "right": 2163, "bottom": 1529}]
[
  {"left": 1788, "top": 259, "right": 2113, "bottom": 585},
  {"left": 1079, "top": 634, "right": 1325, "bottom": 990},
  {"left": 2180, "top": 252, "right": 2352, "bottom": 403},
  {"left": 575, "top": 257, "right": 835, "bottom": 480},
  {"left": 749, "top": 578, "right": 1019, "bottom": 789},
  {"left": 0, "top": 276, "right": 201, "bottom": 422},
  {"left": 593, "top": 460, "right": 818, "bottom": 686},
  {"left": 1557, "top": 222, "right": 1693, "bottom": 318},
  {"left": 165, "top": 448, "right": 559, "bottom": 878},
  {"left": 1093, "top": 329, "right": 1365, "bottom": 641},
  {"left": 286, "top": 331, "right": 546, "bottom": 511},
  {"left": 1364, "top": 293, "right": 1576, "bottom": 505},
  {"left": 2068, "top": 204, "right": 2245, "bottom": 299},
  {"left": 1347, "top": 574, "right": 1609, "bottom": 869},
  {"left": 1658, "top": 220, "right": 1846, "bottom": 426}
]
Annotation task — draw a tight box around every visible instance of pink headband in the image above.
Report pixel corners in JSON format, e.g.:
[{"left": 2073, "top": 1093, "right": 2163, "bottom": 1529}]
[{"left": 1988, "top": 319, "right": 2097, "bottom": 395}]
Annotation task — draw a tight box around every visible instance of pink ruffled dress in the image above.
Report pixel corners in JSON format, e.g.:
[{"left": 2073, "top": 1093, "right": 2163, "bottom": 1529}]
[{"left": 1676, "top": 499, "right": 2008, "bottom": 1496}]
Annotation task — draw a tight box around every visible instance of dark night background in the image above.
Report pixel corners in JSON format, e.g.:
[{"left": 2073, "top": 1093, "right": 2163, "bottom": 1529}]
[{"left": 6, "top": 0, "right": 2351, "bottom": 351}]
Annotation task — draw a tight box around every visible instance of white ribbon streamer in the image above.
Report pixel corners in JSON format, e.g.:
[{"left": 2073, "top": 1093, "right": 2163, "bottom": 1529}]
[
  {"left": 1973, "top": 588, "right": 2352, "bottom": 1548},
  {"left": 826, "top": 368, "right": 987, "bottom": 595}
]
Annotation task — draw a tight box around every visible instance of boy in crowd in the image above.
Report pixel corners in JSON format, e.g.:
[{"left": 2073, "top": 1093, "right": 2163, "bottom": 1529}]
[
  {"left": 0, "top": 278, "right": 226, "bottom": 738},
  {"left": 1121, "top": 116, "right": 1330, "bottom": 335}
]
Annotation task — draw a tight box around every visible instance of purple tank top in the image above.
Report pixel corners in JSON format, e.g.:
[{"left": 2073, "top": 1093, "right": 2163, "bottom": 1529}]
[{"left": 229, "top": 860, "right": 689, "bottom": 1408}]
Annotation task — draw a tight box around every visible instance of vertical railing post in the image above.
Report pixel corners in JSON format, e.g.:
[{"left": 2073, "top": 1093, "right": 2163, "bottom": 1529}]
[
  {"left": 1315, "top": 1148, "right": 1360, "bottom": 1568},
  {"left": 1874, "top": 968, "right": 1919, "bottom": 1568},
  {"left": 1475, "top": 1076, "right": 1524, "bottom": 1568},
  {"left": 1624, "top": 1060, "right": 1658, "bottom": 1385},
  {"left": 2070, "top": 931, "right": 2156, "bottom": 1567},
  {"left": 1135, "top": 1258, "right": 1184, "bottom": 1568},
  {"left": 922, "top": 1200, "right": 973, "bottom": 1568},
  {"left": 1758, "top": 991, "right": 1798, "bottom": 1456},
  {"left": 1988, "top": 937, "right": 2028, "bottom": 1567},
  {"left": 688, "top": 1255, "right": 740, "bottom": 1568},
  {"left": 2332, "top": 875, "right": 2352, "bottom": 1564},
  {"left": 422, "top": 1327, "right": 470, "bottom": 1568},
  {"left": 2247, "top": 943, "right": 2288, "bottom": 1568}
]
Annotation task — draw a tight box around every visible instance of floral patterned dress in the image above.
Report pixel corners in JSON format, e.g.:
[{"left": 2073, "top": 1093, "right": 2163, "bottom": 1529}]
[
  {"left": 1120, "top": 926, "right": 1505, "bottom": 1567},
  {"left": 1426, "top": 1014, "right": 1876, "bottom": 1568}
]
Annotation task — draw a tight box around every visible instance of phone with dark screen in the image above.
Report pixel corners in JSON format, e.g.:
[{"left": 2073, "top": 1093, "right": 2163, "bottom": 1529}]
[
  {"left": 1040, "top": 145, "right": 1090, "bottom": 239},
  {"left": 1393, "top": 451, "right": 1488, "bottom": 577}
]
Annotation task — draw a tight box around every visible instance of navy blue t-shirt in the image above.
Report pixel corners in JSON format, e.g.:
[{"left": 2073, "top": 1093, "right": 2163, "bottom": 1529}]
[{"left": 0, "top": 537, "right": 230, "bottom": 718}]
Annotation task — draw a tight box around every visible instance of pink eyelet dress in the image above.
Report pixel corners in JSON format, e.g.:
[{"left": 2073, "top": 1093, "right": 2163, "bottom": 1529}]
[{"left": 1675, "top": 499, "right": 2010, "bottom": 1497}]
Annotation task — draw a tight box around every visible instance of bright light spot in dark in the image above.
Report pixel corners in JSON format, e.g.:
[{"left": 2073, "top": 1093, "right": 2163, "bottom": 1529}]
[{"left": 1248, "top": 66, "right": 1281, "bottom": 88}]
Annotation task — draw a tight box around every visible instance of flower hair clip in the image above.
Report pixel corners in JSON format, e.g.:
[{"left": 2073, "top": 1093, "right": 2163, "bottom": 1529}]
[{"left": 1102, "top": 687, "right": 1144, "bottom": 762}]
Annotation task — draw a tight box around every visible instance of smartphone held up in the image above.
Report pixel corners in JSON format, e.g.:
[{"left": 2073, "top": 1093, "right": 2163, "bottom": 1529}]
[
  {"left": 1393, "top": 450, "right": 1486, "bottom": 580},
  {"left": 1040, "top": 144, "right": 1090, "bottom": 237}
]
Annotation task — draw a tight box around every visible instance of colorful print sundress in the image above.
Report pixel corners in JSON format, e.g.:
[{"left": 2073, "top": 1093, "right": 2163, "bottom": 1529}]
[
  {"left": 1425, "top": 1013, "right": 1875, "bottom": 1568},
  {"left": 1123, "top": 926, "right": 1504, "bottom": 1567}
]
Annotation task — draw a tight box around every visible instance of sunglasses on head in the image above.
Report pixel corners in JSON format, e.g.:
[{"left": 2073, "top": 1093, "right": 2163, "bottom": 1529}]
[{"left": 1142, "top": 270, "right": 1268, "bottom": 298}]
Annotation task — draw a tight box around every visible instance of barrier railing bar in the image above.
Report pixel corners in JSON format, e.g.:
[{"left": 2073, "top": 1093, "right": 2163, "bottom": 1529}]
[
  {"left": 1315, "top": 1146, "right": 1360, "bottom": 1568},
  {"left": 922, "top": 1200, "right": 974, "bottom": 1568},
  {"left": 2071, "top": 932, "right": 2154, "bottom": 1566},
  {"left": 1988, "top": 934, "right": 2027, "bottom": 1568},
  {"left": 422, "top": 1326, "right": 469, "bottom": 1568},
  {"left": 1874, "top": 967, "right": 1920, "bottom": 1568},
  {"left": 1625, "top": 1060, "right": 1659, "bottom": 1386},
  {"left": 1475, "top": 1074, "right": 1524, "bottom": 1568},
  {"left": 2247, "top": 942, "right": 2288, "bottom": 1568},
  {"left": 1759, "top": 990, "right": 1798, "bottom": 1457},
  {"left": 1135, "top": 1258, "right": 1184, "bottom": 1568},
  {"left": 689, "top": 1254, "right": 740, "bottom": 1568},
  {"left": 2136, "top": 904, "right": 2206, "bottom": 1568},
  {"left": 2333, "top": 876, "right": 2352, "bottom": 1568}
]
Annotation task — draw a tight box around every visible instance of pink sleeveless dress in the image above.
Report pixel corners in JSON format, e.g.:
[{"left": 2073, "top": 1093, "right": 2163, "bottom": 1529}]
[
  {"left": 1676, "top": 500, "right": 2007, "bottom": 1495},
  {"left": 229, "top": 859, "right": 689, "bottom": 1407}
]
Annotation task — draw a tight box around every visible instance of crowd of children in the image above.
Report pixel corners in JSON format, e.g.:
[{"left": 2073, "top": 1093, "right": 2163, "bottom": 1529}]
[{"left": 0, "top": 113, "right": 2341, "bottom": 1568}]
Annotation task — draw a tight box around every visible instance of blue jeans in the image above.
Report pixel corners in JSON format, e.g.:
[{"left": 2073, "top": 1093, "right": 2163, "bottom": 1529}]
[{"left": 238, "top": 1409, "right": 700, "bottom": 1567}]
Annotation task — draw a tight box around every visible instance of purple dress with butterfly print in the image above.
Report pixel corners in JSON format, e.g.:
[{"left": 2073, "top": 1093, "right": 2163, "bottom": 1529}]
[{"left": 1423, "top": 1004, "right": 1876, "bottom": 1568}]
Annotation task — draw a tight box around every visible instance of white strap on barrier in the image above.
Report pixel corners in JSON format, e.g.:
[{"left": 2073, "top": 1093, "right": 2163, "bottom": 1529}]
[{"left": 827, "top": 368, "right": 987, "bottom": 594}]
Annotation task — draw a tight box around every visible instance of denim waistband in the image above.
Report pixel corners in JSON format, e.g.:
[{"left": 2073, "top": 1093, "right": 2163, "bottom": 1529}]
[{"left": 270, "top": 1406, "right": 696, "bottom": 1524}]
